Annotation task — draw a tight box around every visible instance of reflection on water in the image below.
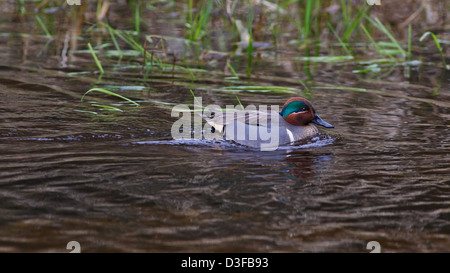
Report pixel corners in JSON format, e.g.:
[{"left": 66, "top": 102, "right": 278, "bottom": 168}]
[{"left": 0, "top": 3, "right": 449, "bottom": 252}]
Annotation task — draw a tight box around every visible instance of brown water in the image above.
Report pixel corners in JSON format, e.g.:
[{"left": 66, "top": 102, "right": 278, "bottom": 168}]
[{"left": 0, "top": 2, "right": 449, "bottom": 252}]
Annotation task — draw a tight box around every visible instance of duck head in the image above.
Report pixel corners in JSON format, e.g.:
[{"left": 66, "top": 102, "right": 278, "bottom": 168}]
[{"left": 280, "top": 97, "right": 334, "bottom": 128}]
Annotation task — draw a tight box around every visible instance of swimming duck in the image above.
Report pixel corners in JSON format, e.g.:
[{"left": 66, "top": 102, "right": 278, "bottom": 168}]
[{"left": 202, "top": 97, "right": 334, "bottom": 151}]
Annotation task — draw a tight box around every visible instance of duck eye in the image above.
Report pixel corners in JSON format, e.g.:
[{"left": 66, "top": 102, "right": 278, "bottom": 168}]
[{"left": 295, "top": 106, "right": 309, "bottom": 112}]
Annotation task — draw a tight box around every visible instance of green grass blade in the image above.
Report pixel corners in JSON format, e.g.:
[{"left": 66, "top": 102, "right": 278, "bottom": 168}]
[
  {"left": 100, "top": 22, "right": 143, "bottom": 52},
  {"left": 218, "top": 85, "right": 298, "bottom": 94},
  {"left": 297, "top": 55, "right": 354, "bottom": 62},
  {"left": 190, "top": 0, "right": 213, "bottom": 41},
  {"left": 87, "top": 42, "right": 105, "bottom": 74},
  {"left": 188, "top": 0, "right": 193, "bottom": 27},
  {"left": 343, "top": 7, "right": 368, "bottom": 42},
  {"left": 246, "top": 3, "right": 254, "bottom": 78},
  {"left": 408, "top": 24, "right": 412, "bottom": 62},
  {"left": 135, "top": 1, "right": 140, "bottom": 36},
  {"left": 328, "top": 22, "right": 353, "bottom": 56},
  {"left": 420, "top": 31, "right": 447, "bottom": 68},
  {"left": 81, "top": 88, "right": 139, "bottom": 106},
  {"left": 91, "top": 104, "right": 124, "bottom": 112},
  {"left": 235, "top": 95, "right": 244, "bottom": 109},
  {"left": 369, "top": 16, "right": 406, "bottom": 57},
  {"left": 35, "top": 15, "right": 52, "bottom": 37},
  {"left": 361, "top": 24, "right": 395, "bottom": 60},
  {"left": 189, "top": 89, "right": 202, "bottom": 106},
  {"left": 340, "top": 0, "right": 349, "bottom": 25},
  {"left": 74, "top": 109, "right": 98, "bottom": 115},
  {"left": 227, "top": 61, "right": 239, "bottom": 78},
  {"left": 107, "top": 25, "right": 122, "bottom": 55},
  {"left": 100, "top": 22, "right": 165, "bottom": 69},
  {"left": 304, "top": 0, "right": 313, "bottom": 40}
]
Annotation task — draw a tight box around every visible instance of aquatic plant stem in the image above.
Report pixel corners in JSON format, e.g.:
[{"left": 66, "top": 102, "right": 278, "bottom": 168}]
[
  {"left": 87, "top": 42, "right": 105, "bottom": 74},
  {"left": 420, "top": 31, "right": 447, "bottom": 69}
]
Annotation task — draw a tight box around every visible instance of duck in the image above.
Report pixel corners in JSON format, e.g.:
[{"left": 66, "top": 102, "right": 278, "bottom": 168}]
[{"left": 202, "top": 97, "right": 334, "bottom": 151}]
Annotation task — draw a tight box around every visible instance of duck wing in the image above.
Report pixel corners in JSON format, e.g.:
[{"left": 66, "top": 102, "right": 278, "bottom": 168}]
[{"left": 202, "top": 108, "right": 276, "bottom": 133}]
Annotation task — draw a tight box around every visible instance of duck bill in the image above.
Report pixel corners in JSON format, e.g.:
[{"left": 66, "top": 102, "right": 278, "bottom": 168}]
[{"left": 311, "top": 114, "right": 334, "bottom": 128}]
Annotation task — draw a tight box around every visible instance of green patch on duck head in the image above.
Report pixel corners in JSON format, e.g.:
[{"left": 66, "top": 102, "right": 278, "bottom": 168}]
[{"left": 280, "top": 100, "right": 310, "bottom": 119}]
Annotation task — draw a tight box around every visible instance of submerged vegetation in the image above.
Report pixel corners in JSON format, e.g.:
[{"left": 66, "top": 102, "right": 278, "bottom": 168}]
[{"left": 5, "top": 0, "right": 449, "bottom": 112}]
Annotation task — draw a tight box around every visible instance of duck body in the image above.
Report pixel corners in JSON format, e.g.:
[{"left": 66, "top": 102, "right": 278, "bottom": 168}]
[
  {"left": 202, "top": 97, "right": 334, "bottom": 151},
  {"left": 221, "top": 111, "right": 319, "bottom": 150}
]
